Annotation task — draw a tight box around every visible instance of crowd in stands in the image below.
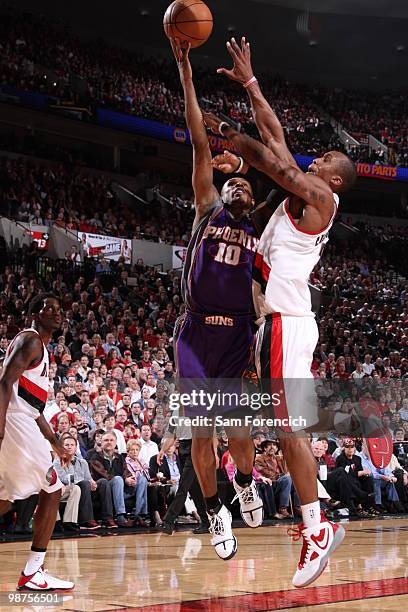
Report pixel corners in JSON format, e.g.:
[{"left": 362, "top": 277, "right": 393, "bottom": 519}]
[
  {"left": 0, "top": 155, "right": 193, "bottom": 244},
  {"left": 0, "top": 8, "right": 407, "bottom": 166},
  {"left": 317, "top": 88, "right": 408, "bottom": 168}
]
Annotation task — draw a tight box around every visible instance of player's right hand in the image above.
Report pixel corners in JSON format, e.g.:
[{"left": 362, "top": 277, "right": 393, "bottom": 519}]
[
  {"left": 170, "top": 38, "right": 192, "bottom": 78},
  {"left": 217, "top": 37, "right": 254, "bottom": 85}
]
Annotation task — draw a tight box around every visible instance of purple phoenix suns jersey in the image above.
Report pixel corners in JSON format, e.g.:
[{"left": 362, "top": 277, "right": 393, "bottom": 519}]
[{"left": 182, "top": 204, "right": 259, "bottom": 316}]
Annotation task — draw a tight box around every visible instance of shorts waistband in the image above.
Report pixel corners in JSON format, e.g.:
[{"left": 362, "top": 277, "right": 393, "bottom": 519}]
[
  {"left": 186, "top": 309, "right": 252, "bottom": 326},
  {"left": 264, "top": 313, "right": 283, "bottom": 321}
]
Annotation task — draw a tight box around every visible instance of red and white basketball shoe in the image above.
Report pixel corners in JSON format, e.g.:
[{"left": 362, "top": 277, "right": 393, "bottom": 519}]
[
  {"left": 17, "top": 566, "right": 74, "bottom": 591},
  {"left": 289, "top": 512, "right": 345, "bottom": 588}
]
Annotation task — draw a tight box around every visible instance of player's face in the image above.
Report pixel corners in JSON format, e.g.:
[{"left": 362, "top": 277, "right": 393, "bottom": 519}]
[
  {"left": 38, "top": 298, "right": 62, "bottom": 331},
  {"left": 307, "top": 151, "right": 343, "bottom": 190},
  {"left": 221, "top": 178, "right": 254, "bottom": 214}
]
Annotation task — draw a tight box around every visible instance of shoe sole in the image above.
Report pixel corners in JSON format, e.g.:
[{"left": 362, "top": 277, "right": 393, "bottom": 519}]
[
  {"left": 215, "top": 535, "right": 238, "bottom": 561},
  {"left": 293, "top": 525, "right": 346, "bottom": 588},
  {"left": 17, "top": 585, "right": 75, "bottom": 592}
]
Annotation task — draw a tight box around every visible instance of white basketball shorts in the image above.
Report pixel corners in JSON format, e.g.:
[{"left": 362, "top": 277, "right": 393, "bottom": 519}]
[
  {"left": 255, "top": 313, "right": 319, "bottom": 433},
  {"left": 0, "top": 411, "right": 62, "bottom": 502}
]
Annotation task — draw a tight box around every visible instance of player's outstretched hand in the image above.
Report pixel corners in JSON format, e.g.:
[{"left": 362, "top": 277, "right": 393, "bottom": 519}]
[
  {"left": 212, "top": 150, "right": 248, "bottom": 174},
  {"left": 170, "top": 38, "right": 192, "bottom": 79},
  {"left": 217, "top": 36, "right": 254, "bottom": 85}
]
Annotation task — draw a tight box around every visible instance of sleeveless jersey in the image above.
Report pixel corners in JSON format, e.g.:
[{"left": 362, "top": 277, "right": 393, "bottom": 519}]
[
  {"left": 182, "top": 204, "right": 259, "bottom": 316},
  {"left": 253, "top": 194, "right": 339, "bottom": 318},
  {"left": 3, "top": 328, "right": 49, "bottom": 419}
]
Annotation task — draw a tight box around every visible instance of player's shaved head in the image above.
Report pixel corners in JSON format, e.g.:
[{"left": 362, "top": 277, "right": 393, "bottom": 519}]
[
  {"left": 308, "top": 151, "right": 357, "bottom": 194},
  {"left": 332, "top": 152, "right": 357, "bottom": 193}
]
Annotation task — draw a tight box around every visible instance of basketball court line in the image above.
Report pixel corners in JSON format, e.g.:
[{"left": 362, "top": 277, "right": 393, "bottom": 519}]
[{"left": 93, "top": 576, "right": 408, "bottom": 611}]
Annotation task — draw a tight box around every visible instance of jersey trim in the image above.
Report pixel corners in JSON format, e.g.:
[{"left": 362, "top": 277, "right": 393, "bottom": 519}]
[
  {"left": 6, "top": 330, "right": 45, "bottom": 370},
  {"left": 253, "top": 252, "right": 271, "bottom": 293},
  {"left": 183, "top": 205, "right": 223, "bottom": 311},
  {"left": 18, "top": 375, "right": 48, "bottom": 412},
  {"left": 283, "top": 197, "right": 338, "bottom": 236}
]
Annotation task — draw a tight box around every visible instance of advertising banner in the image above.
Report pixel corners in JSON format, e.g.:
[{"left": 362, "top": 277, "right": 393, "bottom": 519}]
[
  {"left": 172, "top": 245, "right": 188, "bottom": 269},
  {"left": 78, "top": 232, "right": 132, "bottom": 262},
  {"left": 29, "top": 229, "right": 49, "bottom": 250}
]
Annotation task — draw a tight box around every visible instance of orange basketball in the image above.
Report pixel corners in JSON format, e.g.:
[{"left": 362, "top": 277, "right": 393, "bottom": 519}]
[{"left": 163, "top": 0, "right": 213, "bottom": 49}]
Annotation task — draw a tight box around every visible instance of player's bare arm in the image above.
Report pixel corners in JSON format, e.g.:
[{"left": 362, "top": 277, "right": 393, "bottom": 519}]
[
  {"left": 0, "top": 332, "right": 43, "bottom": 448},
  {"left": 171, "top": 38, "right": 218, "bottom": 230},
  {"left": 217, "top": 37, "right": 296, "bottom": 166},
  {"left": 203, "top": 112, "right": 334, "bottom": 231}
]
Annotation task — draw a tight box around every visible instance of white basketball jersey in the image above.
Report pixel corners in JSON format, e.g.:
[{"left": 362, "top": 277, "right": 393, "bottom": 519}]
[
  {"left": 253, "top": 195, "right": 339, "bottom": 318},
  {"left": 3, "top": 328, "right": 49, "bottom": 419}
]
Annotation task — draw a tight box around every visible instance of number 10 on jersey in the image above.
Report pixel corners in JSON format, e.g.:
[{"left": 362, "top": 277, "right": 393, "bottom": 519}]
[{"left": 214, "top": 242, "right": 241, "bottom": 266}]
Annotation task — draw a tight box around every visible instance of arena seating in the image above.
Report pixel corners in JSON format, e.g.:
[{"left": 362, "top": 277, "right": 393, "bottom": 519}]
[{"left": 1, "top": 8, "right": 407, "bottom": 166}]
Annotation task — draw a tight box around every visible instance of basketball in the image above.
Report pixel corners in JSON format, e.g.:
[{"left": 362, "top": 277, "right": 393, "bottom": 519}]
[{"left": 163, "top": 0, "right": 213, "bottom": 48}]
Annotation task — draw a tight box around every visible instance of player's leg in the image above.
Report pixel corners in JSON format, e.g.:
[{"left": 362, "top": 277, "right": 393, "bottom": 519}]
[
  {"left": 175, "top": 315, "right": 218, "bottom": 504},
  {"left": 258, "top": 314, "right": 344, "bottom": 587},
  {"left": 225, "top": 426, "right": 263, "bottom": 528},
  {"left": 18, "top": 486, "right": 74, "bottom": 591},
  {"left": 221, "top": 322, "right": 263, "bottom": 528},
  {"left": 191, "top": 433, "right": 217, "bottom": 499},
  {"left": 13, "top": 414, "right": 75, "bottom": 591},
  {"left": 176, "top": 315, "right": 237, "bottom": 556},
  {"left": 191, "top": 426, "right": 237, "bottom": 560}
]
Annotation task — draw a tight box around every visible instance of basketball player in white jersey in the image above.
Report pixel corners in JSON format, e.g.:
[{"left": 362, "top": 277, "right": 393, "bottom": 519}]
[
  {"left": 0, "top": 293, "right": 74, "bottom": 591},
  {"left": 204, "top": 37, "right": 357, "bottom": 588}
]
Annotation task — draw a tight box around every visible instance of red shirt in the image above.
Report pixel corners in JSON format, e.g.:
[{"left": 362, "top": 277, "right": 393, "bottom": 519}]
[
  {"left": 108, "top": 390, "right": 122, "bottom": 406},
  {"left": 50, "top": 410, "right": 76, "bottom": 431}
]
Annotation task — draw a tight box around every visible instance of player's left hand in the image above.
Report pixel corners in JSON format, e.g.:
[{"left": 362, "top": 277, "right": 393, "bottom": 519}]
[
  {"left": 217, "top": 37, "right": 254, "bottom": 85},
  {"left": 202, "top": 111, "right": 224, "bottom": 134},
  {"left": 51, "top": 440, "right": 70, "bottom": 467},
  {"left": 212, "top": 150, "right": 243, "bottom": 174}
]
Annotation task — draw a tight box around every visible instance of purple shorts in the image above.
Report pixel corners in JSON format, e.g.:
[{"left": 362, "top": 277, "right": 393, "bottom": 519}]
[
  {"left": 175, "top": 310, "right": 254, "bottom": 379},
  {"left": 174, "top": 311, "right": 254, "bottom": 417}
]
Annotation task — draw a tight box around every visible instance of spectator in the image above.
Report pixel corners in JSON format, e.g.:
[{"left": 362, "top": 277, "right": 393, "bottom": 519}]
[
  {"left": 123, "top": 439, "right": 149, "bottom": 526},
  {"left": 139, "top": 424, "right": 159, "bottom": 465},
  {"left": 255, "top": 440, "right": 293, "bottom": 518},
  {"left": 53, "top": 434, "right": 100, "bottom": 529},
  {"left": 87, "top": 431, "right": 134, "bottom": 528},
  {"left": 103, "top": 414, "right": 127, "bottom": 454}
]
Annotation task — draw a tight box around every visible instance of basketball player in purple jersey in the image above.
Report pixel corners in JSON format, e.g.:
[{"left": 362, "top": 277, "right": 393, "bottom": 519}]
[
  {"left": 170, "top": 39, "right": 264, "bottom": 560},
  {"left": 0, "top": 294, "right": 74, "bottom": 591}
]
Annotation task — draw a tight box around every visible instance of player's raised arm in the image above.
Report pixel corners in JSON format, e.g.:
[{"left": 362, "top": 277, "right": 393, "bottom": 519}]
[
  {"left": 0, "top": 332, "right": 43, "bottom": 446},
  {"left": 204, "top": 112, "right": 333, "bottom": 209},
  {"left": 217, "top": 37, "right": 296, "bottom": 166},
  {"left": 171, "top": 39, "right": 219, "bottom": 230}
]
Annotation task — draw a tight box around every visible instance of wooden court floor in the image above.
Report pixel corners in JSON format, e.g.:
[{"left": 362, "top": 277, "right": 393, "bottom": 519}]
[{"left": 1, "top": 518, "right": 408, "bottom": 611}]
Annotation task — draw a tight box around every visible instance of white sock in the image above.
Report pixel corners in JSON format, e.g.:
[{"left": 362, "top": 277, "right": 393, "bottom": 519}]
[
  {"left": 301, "top": 501, "right": 321, "bottom": 529},
  {"left": 24, "top": 550, "right": 46, "bottom": 576}
]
